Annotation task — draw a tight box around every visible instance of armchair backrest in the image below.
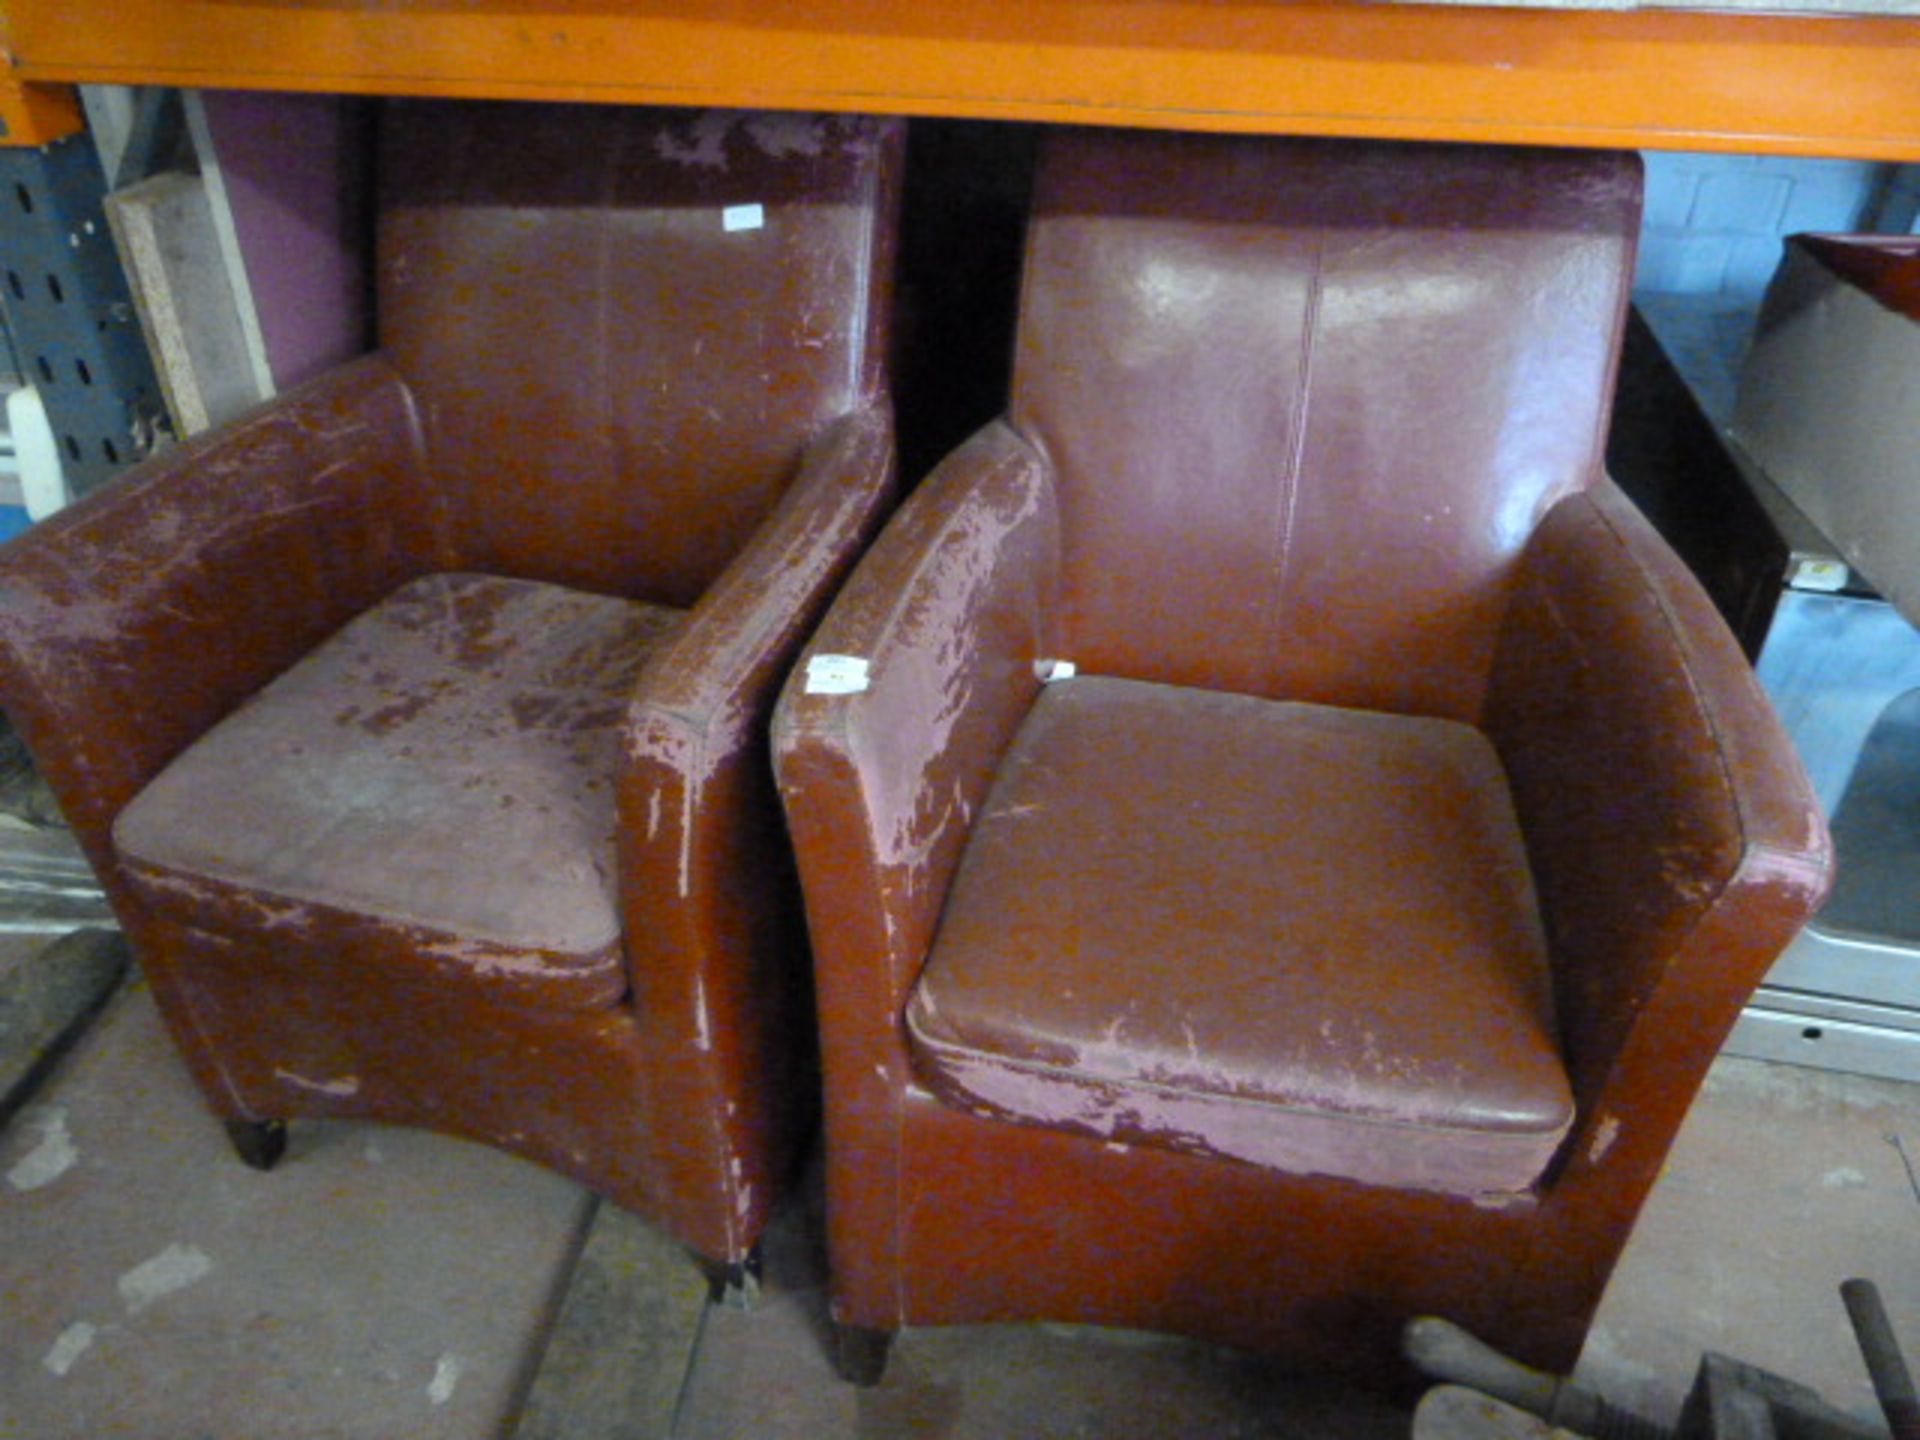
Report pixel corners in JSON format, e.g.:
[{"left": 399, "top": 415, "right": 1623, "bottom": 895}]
[
  {"left": 378, "top": 102, "right": 901, "bottom": 605},
  {"left": 1011, "top": 131, "right": 1640, "bottom": 722}
]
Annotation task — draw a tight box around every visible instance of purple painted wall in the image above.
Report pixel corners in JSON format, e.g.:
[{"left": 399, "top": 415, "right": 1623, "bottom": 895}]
[{"left": 200, "top": 90, "right": 373, "bottom": 392}]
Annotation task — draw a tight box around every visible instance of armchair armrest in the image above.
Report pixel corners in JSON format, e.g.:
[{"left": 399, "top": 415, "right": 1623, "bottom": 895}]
[
  {"left": 616, "top": 403, "right": 895, "bottom": 1249},
  {"left": 773, "top": 418, "right": 1060, "bottom": 1056},
  {"left": 0, "top": 356, "right": 440, "bottom": 880},
  {"left": 772, "top": 417, "right": 1056, "bottom": 1306},
  {"left": 1485, "top": 480, "right": 1832, "bottom": 1201},
  {"left": 619, "top": 401, "right": 896, "bottom": 994}
]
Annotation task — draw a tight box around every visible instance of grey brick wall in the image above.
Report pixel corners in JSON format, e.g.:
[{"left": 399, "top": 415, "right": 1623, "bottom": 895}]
[{"left": 1636, "top": 153, "right": 1899, "bottom": 304}]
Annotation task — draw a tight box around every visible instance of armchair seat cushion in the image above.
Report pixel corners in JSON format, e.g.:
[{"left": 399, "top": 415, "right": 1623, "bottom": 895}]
[
  {"left": 905, "top": 676, "right": 1575, "bottom": 1199},
  {"left": 114, "top": 573, "right": 682, "bottom": 1011}
]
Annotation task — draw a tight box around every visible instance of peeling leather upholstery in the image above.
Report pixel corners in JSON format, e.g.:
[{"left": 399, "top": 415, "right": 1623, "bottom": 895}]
[
  {"left": 775, "top": 130, "right": 1832, "bottom": 1374},
  {"left": 908, "top": 677, "right": 1572, "bottom": 1198},
  {"left": 0, "top": 103, "right": 905, "bottom": 1266},
  {"left": 115, "top": 574, "right": 680, "bottom": 1011}
]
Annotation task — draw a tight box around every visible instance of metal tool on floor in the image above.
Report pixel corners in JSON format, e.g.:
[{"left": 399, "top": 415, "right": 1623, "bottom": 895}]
[
  {"left": 1844, "top": 1280, "right": 1920, "bottom": 1440},
  {"left": 1404, "top": 1317, "right": 1664, "bottom": 1440},
  {"left": 1406, "top": 1278, "right": 1913, "bottom": 1440}
]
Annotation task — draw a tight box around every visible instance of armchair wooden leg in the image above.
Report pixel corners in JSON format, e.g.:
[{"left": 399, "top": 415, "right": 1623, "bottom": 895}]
[
  {"left": 702, "top": 1243, "right": 763, "bottom": 1310},
  {"left": 832, "top": 1322, "right": 895, "bottom": 1387},
  {"left": 223, "top": 1118, "right": 287, "bottom": 1171}
]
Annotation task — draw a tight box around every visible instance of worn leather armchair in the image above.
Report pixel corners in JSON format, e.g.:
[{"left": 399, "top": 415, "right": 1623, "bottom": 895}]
[
  {"left": 0, "top": 102, "right": 903, "bottom": 1272},
  {"left": 774, "top": 129, "right": 1831, "bottom": 1378}
]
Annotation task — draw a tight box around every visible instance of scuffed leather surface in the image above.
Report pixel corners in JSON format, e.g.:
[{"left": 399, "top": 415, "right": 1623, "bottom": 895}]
[
  {"left": 1014, "top": 131, "right": 1639, "bottom": 721},
  {"left": 116, "top": 574, "right": 681, "bottom": 1011},
  {"left": 776, "top": 129, "right": 1828, "bottom": 1373},
  {"left": 777, "top": 421, "right": 1060, "bottom": 993},
  {"left": 908, "top": 676, "right": 1569, "bottom": 1197},
  {"left": 151, "top": 913, "right": 678, "bottom": 1218},
  {"left": 618, "top": 402, "right": 897, "bottom": 1258},
  {"left": 0, "top": 104, "right": 905, "bottom": 1266},
  {"left": 775, "top": 420, "right": 1058, "bottom": 1309},
  {"left": 1482, "top": 481, "right": 1831, "bottom": 1353},
  {"left": 889, "top": 1085, "right": 1542, "bottom": 1364},
  {"left": 0, "top": 356, "right": 442, "bottom": 885},
  {"left": 382, "top": 104, "right": 898, "bottom": 605},
  {"left": 1488, "top": 483, "right": 1832, "bottom": 1106}
]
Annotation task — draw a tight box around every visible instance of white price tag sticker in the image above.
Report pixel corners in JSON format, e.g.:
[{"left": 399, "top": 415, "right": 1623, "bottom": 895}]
[
  {"left": 723, "top": 204, "right": 765, "bottom": 233},
  {"left": 804, "top": 654, "right": 871, "bottom": 695}
]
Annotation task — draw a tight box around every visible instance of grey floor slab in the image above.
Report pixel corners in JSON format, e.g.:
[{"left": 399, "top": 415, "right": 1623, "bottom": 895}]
[
  {"left": 680, "top": 1301, "right": 1411, "bottom": 1440},
  {"left": 0, "top": 979, "right": 595, "bottom": 1440},
  {"left": 511, "top": 1199, "right": 709, "bottom": 1440},
  {"left": 672, "top": 1164, "right": 1411, "bottom": 1440},
  {"left": 0, "top": 927, "right": 126, "bottom": 1120}
]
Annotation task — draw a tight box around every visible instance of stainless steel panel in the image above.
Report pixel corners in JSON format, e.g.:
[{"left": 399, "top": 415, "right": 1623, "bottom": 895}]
[
  {"left": 1725, "top": 1003, "right": 1920, "bottom": 1085},
  {"left": 1756, "top": 589, "right": 1920, "bottom": 814},
  {"left": 1742, "top": 587, "right": 1920, "bottom": 1042},
  {"left": 1768, "top": 925, "right": 1920, "bottom": 1014},
  {"left": 1820, "top": 687, "right": 1920, "bottom": 945},
  {"left": 1745, "top": 987, "right": 1920, "bottom": 1034}
]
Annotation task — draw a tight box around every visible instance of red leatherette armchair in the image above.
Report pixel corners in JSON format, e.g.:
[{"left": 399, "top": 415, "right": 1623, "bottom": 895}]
[
  {"left": 0, "top": 102, "right": 903, "bottom": 1272},
  {"left": 773, "top": 129, "right": 1832, "bottom": 1378}
]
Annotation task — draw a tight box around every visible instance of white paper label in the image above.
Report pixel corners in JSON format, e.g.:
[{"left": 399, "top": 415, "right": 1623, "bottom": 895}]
[
  {"left": 1037, "top": 659, "right": 1077, "bottom": 682},
  {"left": 1788, "top": 556, "right": 1848, "bottom": 593},
  {"left": 723, "top": 204, "right": 765, "bottom": 233},
  {"left": 804, "top": 654, "right": 870, "bottom": 695}
]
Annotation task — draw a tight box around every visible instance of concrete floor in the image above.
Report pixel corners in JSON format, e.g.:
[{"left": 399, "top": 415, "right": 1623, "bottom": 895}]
[
  {"left": 1577, "top": 1057, "right": 1920, "bottom": 1425},
  {"left": 2, "top": 954, "right": 1918, "bottom": 1439},
  {"left": 1, "top": 976, "right": 592, "bottom": 1439},
  {"left": 670, "top": 1188, "right": 1409, "bottom": 1440}
]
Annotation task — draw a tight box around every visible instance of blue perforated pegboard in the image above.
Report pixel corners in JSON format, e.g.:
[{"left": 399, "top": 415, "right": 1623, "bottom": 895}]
[{"left": 0, "top": 130, "right": 164, "bottom": 497}]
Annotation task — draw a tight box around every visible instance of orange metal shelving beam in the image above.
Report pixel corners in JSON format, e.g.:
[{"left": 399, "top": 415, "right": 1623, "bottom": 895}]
[
  {"left": 7, "top": 0, "right": 1920, "bottom": 159},
  {"left": 0, "top": 76, "right": 81, "bottom": 148}
]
